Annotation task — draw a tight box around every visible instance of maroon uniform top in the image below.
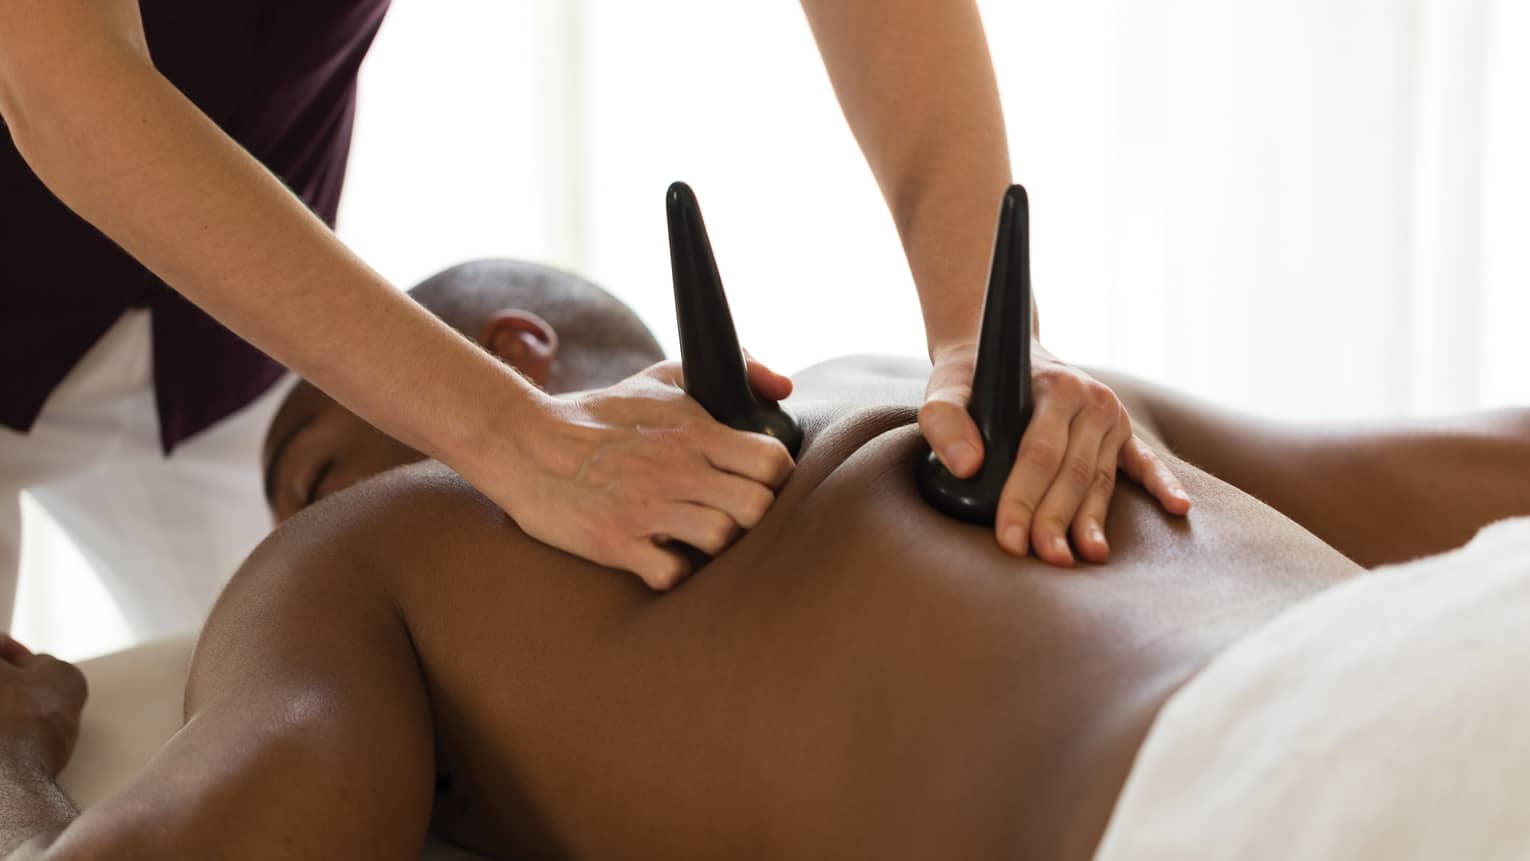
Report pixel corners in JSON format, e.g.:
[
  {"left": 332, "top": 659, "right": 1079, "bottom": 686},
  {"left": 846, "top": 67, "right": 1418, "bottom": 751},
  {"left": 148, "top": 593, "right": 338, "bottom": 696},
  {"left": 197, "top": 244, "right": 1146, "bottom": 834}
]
[{"left": 0, "top": 0, "right": 391, "bottom": 452}]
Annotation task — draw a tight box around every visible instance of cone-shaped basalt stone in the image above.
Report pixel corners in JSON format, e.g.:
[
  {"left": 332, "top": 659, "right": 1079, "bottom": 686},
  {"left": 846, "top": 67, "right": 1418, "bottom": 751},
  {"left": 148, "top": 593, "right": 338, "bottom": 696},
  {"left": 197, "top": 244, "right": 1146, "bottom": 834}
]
[
  {"left": 916, "top": 185, "right": 1035, "bottom": 525},
  {"left": 667, "top": 182, "right": 803, "bottom": 458}
]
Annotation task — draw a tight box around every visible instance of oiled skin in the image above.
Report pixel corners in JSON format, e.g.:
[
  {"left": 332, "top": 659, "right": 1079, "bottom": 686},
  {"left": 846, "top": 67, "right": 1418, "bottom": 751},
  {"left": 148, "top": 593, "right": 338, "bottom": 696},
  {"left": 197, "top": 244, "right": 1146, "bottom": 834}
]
[
  {"left": 402, "top": 360, "right": 1358, "bottom": 860},
  {"left": 49, "top": 358, "right": 1426, "bottom": 860}
]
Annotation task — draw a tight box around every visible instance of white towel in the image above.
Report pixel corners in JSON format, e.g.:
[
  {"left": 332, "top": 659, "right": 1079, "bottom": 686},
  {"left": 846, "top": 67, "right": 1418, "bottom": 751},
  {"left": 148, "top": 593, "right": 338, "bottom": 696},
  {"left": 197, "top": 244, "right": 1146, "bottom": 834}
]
[{"left": 1095, "top": 517, "right": 1530, "bottom": 861}]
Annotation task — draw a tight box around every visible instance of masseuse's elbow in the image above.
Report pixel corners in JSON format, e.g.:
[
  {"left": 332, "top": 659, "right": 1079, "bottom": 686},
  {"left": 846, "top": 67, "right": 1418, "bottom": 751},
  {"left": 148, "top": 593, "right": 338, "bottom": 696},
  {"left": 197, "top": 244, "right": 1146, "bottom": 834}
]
[
  {"left": 0, "top": 21, "right": 142, "bottom": 164},
  {"left": 0, "top": 10, "right": 47, "bottom": 133}
]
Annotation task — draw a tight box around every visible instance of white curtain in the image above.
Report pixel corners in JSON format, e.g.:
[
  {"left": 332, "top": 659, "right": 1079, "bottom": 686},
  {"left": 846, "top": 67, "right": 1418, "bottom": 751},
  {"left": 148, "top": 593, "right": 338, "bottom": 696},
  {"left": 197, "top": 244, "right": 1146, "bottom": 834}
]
[
  {"left": 18, "top": 0, "right": 1526, "bottom": 659},
  {"left": 342, "top": 0, "right": 1527, "bottom": 420}
]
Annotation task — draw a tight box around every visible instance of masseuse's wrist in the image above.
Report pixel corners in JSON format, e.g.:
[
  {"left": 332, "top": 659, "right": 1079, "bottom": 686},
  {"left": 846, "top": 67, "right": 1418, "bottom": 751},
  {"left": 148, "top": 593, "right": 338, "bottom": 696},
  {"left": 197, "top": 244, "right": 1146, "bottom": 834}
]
[
  {"left": 927, "top": 335, "right": 977, "bottom": 367},
  {"left": 438, "top": 364, "right": 551, "bottom": 492}
]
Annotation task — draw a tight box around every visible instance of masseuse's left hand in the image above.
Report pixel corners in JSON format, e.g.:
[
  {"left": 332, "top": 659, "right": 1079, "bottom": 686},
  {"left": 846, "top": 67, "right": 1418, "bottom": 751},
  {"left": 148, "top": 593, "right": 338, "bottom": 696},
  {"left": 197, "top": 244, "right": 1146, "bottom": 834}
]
[{"left": 921, "top": 339, "right": 1190, "bottom": 566}]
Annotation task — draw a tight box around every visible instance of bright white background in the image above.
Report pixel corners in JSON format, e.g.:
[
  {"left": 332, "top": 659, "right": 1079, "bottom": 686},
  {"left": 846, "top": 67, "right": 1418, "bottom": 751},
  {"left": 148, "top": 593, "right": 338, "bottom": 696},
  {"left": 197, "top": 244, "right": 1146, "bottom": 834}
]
[{"left": 18, "top": 0, "right": 1529, "bottom": 659}]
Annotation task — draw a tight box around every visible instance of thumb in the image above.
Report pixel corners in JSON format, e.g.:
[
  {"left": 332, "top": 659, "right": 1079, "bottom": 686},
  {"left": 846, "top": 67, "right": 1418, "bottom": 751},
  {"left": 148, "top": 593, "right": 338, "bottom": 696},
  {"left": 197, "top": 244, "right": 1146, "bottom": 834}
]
[
  {"left": 921, "top": 357, "right": 984, "bottom": 478},
  {"left": 743, "top": 350, "right": 794, "bottom": 401}
]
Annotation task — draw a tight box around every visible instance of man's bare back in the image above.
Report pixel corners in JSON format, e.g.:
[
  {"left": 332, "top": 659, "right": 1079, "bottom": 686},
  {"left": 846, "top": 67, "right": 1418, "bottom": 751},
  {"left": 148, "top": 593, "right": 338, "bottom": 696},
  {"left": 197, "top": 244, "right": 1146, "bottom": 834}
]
[{"left": 153, "top": 357, "right": 1356, "bottom": 861}]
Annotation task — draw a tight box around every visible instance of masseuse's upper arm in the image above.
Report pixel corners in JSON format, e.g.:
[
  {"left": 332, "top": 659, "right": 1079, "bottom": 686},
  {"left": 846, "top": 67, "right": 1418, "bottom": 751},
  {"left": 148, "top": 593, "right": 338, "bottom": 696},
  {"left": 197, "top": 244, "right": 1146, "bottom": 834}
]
[{"left": 0, "top": 0, "right": 152, "bottom": 126}]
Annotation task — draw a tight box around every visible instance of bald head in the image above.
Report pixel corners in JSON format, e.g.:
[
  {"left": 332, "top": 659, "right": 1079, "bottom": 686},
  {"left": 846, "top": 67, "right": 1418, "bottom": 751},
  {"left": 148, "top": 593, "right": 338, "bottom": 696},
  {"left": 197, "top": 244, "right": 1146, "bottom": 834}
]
[{"left": 410, "top": 260, "right": 665, "bottom": 393}]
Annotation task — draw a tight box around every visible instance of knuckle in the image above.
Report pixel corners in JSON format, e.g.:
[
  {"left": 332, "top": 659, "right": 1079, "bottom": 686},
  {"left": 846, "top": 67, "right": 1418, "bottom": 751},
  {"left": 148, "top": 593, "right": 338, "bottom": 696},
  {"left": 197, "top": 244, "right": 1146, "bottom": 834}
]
[
  {"left": 663, "top": 559, "right": 692, "bottom": 589},
  {"left": 1063, "top": 456, "right": 1096, "bottom": 487},
  {"left": 642, "top": 563, "right": 681, "bottom": 591},
  {"left": 652, "top": 360, "right": 683, "bottom": 382},
  {"left": 762, "top": 449, "right": 794, "bottom": 483},
  {"left": 739, "top": 488, "right": 774, "bottom": 528},
  {"left": 1040, "top": 370, "right": 1083, "bottom": 401},
  {"left": 1093, "top": 467, "right": 1118, "bottom": 494},
  {"left": 1020, "top": 440, "right": 1062, "bottom": 471},
  {"left": 1085, "top": 383, "right": 1117, "bottom": 413},
  {"left": 702, "top": 514, "right": 736, "bottom": 551}
]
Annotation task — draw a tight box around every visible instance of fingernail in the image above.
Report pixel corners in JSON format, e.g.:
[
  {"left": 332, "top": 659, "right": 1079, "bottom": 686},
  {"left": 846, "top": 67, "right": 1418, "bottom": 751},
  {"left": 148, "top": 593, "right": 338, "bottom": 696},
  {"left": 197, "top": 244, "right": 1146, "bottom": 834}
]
[
  {"left": 1052, "top": 536, "right": 1070, "bottom": 557},
  {"left": 1003, "top": 525, "right": 1026, "bottom": 554},
  {"left": 1089, "top": 526, "right": 1106, "bottom": 545}
]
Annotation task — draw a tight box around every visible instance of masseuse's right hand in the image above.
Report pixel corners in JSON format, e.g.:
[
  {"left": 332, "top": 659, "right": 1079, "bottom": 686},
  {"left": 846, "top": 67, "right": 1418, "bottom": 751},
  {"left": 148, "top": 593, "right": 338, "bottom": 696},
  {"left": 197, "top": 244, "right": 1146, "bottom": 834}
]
[{"left": 472, "top": 360, "right": 796, "bottom": 591}]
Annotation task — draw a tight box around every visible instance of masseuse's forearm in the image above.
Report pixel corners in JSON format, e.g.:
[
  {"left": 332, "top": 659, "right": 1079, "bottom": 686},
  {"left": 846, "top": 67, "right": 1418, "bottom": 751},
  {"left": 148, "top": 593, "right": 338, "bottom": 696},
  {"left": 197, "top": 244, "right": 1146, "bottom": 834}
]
[
  {"left": 800, "top": 0, "right": 1029, "bottom": 350},
  {"left": 0, "top": 17, "right": 536, "bottom": 468}
]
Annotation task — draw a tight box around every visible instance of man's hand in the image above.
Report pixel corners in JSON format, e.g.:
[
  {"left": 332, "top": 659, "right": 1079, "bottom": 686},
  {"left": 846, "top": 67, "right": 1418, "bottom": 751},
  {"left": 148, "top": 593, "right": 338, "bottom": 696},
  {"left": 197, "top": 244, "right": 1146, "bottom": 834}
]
[
  {"left": 472, "top": 359, "right": 796, "bottom": 591},
  {"left": 920, "top": 340, "right": 1190, "bottom": 566},
  {"left": 0, "top": 636, "right": 86, "bottom": 780}
]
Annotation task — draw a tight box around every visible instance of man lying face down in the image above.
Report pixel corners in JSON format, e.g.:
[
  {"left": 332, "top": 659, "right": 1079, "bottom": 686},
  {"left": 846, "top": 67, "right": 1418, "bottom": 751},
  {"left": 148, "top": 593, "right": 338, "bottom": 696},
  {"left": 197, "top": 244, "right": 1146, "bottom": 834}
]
[{"left": 6, "top": 260, "right": 1530, "bottom": 860}]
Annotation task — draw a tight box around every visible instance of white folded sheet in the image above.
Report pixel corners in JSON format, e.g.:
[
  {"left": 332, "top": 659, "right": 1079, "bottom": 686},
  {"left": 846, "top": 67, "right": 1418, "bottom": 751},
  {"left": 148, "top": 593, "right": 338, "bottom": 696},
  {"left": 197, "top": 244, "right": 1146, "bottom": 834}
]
[{"left": 1095, "top": 517, "right": 1530, "bottom": 861}]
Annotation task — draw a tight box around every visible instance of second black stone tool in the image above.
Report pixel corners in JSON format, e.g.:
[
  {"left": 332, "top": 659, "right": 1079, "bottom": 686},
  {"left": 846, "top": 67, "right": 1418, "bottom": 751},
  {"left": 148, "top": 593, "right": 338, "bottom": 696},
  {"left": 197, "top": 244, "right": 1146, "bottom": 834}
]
[
  {"left": 666, "top": 181, "right": 803, "bottom": 458},
  {"left": 915, "top": 185, "right": 1035, "bottom": 525}
]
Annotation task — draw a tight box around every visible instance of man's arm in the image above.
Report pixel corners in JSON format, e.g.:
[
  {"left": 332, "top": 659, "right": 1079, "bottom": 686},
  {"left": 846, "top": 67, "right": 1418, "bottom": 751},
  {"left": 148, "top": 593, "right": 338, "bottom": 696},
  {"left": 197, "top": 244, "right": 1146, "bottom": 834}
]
[
  {"left": 799, "top": 0, "right": 1188, "bottom": 566},
  {"left": 1095, "top": 370, "right": 1530, "bottom": 568},
  {"left": 0, "top": 493, "right": 439, "bottom": 860},
  {"left": 0, "top": 0, "right": 793, "bottom": 587}
]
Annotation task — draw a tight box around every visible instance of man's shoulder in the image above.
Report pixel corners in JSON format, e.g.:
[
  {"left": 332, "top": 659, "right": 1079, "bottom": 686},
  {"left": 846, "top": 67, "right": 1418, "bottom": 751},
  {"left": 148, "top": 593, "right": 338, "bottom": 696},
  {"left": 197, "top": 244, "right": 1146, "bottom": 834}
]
[{"left": 248, "top": 462, "right": 502, "bottom": 574}]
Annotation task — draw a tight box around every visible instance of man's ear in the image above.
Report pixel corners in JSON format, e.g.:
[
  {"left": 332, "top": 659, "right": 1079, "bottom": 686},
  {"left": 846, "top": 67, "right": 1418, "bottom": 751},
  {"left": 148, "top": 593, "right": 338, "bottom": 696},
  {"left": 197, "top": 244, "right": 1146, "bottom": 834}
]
[{"left": 479, "top": 310, "right": 559, "bottom": 388}]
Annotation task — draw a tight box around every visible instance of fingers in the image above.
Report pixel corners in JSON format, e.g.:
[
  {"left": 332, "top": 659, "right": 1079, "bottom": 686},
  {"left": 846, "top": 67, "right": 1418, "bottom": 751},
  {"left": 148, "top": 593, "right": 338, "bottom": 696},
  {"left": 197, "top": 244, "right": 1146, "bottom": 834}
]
[
  {"left": 657, "top": 350, "right": 795, "bottom": 403},
  {"left": 684, "top": 471, "right": 777, "bottom": 531},
  {"left": 1018, "top": 399, "right": 1115, "bottom": 568},
  {"left": 919, "top": 398, "right": 984, "bottom": 479},
  {"left": 704, "top": 430, "right": 795, "bottom": 489},
  {"left": 743, "top": 350, "right": 794, "bottom": 402},
  {"left": 921, "top": 352, "right": 983, "bottom": 476},
  {"left": 654, "top": 503, "right": 744, "bottom": 558},
  {"left": 1121, "top": 436, "right": 1192, "bottom": 516},
  {"left": 623, "top": 540, "right": 695, "bottom": 592},
  {"left": 1070, "top": 430, "right": 1125, "bottom": 564},
  {"left": 624, "top": 500, "right": 750, "bottom": 591},
  {"left": 994, "top": 395, "right": 1072, "bottom": 558}
]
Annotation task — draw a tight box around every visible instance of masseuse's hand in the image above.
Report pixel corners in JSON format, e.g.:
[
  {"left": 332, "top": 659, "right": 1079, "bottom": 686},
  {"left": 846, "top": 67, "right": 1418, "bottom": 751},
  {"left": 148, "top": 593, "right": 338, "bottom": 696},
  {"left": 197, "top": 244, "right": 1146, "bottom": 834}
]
[
  {"left": 480, "top": 359, "right": 796, "bottom": 591},
  {"left": 0, "top": 635, "right": 87, "bottom": 779},
  {"left": 921, "top": 339, "right": 1190, "bottom": 566}
]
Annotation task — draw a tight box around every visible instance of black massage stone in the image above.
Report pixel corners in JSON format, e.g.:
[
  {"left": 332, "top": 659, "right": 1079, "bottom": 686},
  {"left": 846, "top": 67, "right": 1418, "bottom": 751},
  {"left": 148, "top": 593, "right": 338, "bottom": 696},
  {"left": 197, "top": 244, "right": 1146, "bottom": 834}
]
[
  {"left": 915, "top": 185, "right": 1035, "bottom": 525},
  {"left": 667, "top": 182, "right": 804, "bottom": 459}
]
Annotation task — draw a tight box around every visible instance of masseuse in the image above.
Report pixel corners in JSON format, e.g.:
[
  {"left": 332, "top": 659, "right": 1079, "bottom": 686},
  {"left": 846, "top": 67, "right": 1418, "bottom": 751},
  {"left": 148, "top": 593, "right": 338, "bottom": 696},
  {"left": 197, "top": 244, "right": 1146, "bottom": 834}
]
[{"left": 0, "top": 0, "right": 1187, "bottom": 634}]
